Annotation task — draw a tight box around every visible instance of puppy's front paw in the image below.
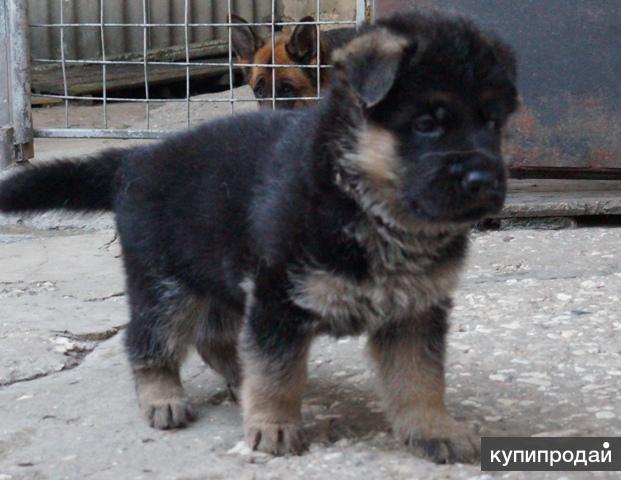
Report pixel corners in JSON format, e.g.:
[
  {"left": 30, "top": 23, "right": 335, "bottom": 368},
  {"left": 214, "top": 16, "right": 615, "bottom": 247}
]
[
  {"left": 142, "top": 397, "right": 196, "bottom": 430},
  {"left": 246, "top": 421, "right": 308, "bottom": 456},
  {"left": 402, "top": 419, "right": 480, "bottom": 464}
]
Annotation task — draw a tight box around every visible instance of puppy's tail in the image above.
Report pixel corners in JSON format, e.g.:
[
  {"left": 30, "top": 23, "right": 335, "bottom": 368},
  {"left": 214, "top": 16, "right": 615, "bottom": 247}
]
[{"left": 0, "top": 149, "right": 124, "bottom": 213}]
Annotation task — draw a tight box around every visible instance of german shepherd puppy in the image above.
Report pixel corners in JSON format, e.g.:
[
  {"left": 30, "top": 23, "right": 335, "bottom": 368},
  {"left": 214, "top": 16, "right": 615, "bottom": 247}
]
[
  {"left": 231, "top": 14, "right": 355, "bottom": 109},
  {"left": 0, "top": 12, "right": 518, "bottom": 464}
]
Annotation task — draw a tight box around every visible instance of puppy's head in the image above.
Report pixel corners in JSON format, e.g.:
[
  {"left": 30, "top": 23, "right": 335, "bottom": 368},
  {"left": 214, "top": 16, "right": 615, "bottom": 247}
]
[
  {"left": 231, "top": 15, "right": 321, "bottom": 109},
  {"left": 332, "top": 13, "right": 519, "bottom": 225}
]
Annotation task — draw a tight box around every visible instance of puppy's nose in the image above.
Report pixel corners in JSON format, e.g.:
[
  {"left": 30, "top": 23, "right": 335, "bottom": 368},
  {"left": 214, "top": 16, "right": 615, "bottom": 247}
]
[{"left": 461, "top": 170, "right": 499, "bottom": 197}]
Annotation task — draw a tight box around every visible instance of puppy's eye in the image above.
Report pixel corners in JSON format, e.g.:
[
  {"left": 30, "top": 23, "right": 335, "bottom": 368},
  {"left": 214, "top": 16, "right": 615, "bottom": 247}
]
[
  {"left": 434, "top": 106, "right": 448, "bottom": 121},
  {"left": 486, "top": 118, "right": 499, "bottom": 130},
  {"left": 482, "top": 108, "right": 503, "bottom": 131},
  {"left": 414, "top": 115, "right": 442, "bottom": 136}
]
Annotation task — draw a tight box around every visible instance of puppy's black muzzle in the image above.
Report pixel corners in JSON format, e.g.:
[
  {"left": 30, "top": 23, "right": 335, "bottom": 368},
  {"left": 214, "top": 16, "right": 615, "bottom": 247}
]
[
  {"left": 453, "top": 154, "right": 506, "bottom": 219},
  {"left": 404, "top": 150, "right": 507, "bottom": 223},
  {"left": 461, "top": 170, "right": 499, "bottom": 197}
]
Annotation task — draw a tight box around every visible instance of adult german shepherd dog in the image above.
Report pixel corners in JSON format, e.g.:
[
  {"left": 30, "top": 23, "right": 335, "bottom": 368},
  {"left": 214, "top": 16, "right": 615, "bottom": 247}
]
[
  {"left": 0, "top": 12, "right": 518, "bottom": 464},
  {"left": 231, "top": 14, "right": 355, "bottom": 109}
]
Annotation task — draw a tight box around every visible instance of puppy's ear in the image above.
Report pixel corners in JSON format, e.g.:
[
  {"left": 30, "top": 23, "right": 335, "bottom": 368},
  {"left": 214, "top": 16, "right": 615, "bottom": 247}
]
[
  {"left": 332, "top": 28, "right": 409, "bottom": 108},
  {"left": 486, "top": 33, "right": 518, "bottom": 84},
  {"left": 286, "top": 16, "right": 317, "bottom": 62},
  {"left": 230, "top": 14, "right": 264, "bottom": 62}
]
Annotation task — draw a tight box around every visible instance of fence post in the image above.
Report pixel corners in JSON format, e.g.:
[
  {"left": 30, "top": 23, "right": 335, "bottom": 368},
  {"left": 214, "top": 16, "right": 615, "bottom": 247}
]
[
  {"left": 0, "top": 0, "right": 12, "bottom": 166},
  {"left": 5, "top": 0, "right": 33, "bottom": 165},
  {"left": 8, "top": 0, "right": 33, "bottom": 161},
  {"left": 356, "top": 0, "right": 375, "bottom": 26}
]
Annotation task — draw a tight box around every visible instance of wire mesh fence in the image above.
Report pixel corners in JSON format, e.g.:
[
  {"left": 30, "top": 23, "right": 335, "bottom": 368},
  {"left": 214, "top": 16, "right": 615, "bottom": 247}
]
[{"left": 27, "top": 0, "right": 372, "bottom": 140}]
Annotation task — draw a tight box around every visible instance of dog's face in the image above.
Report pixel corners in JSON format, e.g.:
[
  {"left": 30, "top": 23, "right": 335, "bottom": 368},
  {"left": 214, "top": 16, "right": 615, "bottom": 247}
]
[
  {"left": 231, "top": 15, "right": 321, "bottom": 109},
  {"left": 334, "top": 15, "right": 519, "bottom": 224}
]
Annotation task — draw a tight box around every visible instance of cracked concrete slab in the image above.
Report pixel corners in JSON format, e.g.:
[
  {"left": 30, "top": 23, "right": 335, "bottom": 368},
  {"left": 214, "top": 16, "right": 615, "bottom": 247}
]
[
  {"left": 0, "top": 219, "right": 620, "bottom": 479},
  {"left": 0, "top": 231, "right": 125, "bottom": 386}
]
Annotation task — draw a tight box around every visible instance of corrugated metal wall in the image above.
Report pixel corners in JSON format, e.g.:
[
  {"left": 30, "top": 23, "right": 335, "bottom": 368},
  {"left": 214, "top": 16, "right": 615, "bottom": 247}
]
[{"left": 28, "top": 0, "right": 280, "bottom": 60}]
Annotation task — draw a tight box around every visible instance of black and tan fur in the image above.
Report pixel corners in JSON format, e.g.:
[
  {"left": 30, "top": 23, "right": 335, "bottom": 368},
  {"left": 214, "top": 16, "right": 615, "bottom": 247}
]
[
  {"left": 0, "top": 12, "right": 518, "bottom": 464},
  {"left": 231, "top": 14, "right": 356, "bottom": 109}
]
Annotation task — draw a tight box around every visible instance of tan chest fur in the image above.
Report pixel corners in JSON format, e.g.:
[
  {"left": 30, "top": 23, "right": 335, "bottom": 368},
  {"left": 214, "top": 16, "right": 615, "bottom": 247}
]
[{"left": 289, "top": 223, "right": 464, "bottom": 335}]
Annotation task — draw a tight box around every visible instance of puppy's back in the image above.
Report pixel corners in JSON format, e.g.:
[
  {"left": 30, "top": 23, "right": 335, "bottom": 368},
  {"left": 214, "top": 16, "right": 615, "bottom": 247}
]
[{"left": 113, "top": 108, "right": 312, "bottom": 297}]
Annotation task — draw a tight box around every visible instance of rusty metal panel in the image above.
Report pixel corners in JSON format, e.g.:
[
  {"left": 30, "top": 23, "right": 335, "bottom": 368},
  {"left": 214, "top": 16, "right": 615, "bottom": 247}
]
[{"left": 376, "top": 0, "right": 621, "bottom": 175}]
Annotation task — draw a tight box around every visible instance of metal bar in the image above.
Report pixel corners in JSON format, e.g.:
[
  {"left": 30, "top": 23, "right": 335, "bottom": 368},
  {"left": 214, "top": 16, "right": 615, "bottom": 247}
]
[
  {"left": 356, "top": 0, "right": 367, "bottom": 26},
  {"left": 184, "top": 0, "right": 190, "bottom": 126},
  {"left": 271, "top": 0, "right": 275, "bottom": 109},
  {"left": 8, "top": 0, "right": 33, "bottom": 149},
  {"left": 142, "top": 0, "right": 149, "bottom": 129},
  {"left": 0, "top": 0, "right": 12, "bottom": 166},
  {"left": 58, "top": 0, "right": 68, "bottom": 128},
  {"left": 0, "top": 0, "right": 11, "bottom": 126},
  {"left": 31, "top": 93, "right": 323, "bottom": 103},
  {"left": 227, "top": 0, "right": 233, "bottom": 114},
  {"left": 29, "top": 21, "right": 357, "bottom": 28},
  {"left": 33, "top": 128, "right": 166, "bottom": 139},
  {"left": 99, "top": 0, "right": 107, "bottom": 128},
  {"left": 316, "top": 0, "right": 321, "bottom": 101},
  {"left": 32, "top": 58, "right": 335, "bottom": 69}
]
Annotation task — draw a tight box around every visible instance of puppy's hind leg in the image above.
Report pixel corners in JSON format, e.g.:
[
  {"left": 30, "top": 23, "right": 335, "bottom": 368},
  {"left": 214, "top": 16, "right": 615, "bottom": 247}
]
[
  {"left": 125, "top": 277, "right": 202, "bottom": 430},
  {"left": 195, "top": 301, "right": 242, "bottom": 401}
]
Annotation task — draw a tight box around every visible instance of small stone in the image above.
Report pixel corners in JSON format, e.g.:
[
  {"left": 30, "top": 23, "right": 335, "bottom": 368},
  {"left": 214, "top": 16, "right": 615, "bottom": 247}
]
[
  {"left": 516, "top": 376, "right": 550, "bottom": 388},
  {"left": 226, "top": 441, "right": 253, "bottom": 456},
  {"left": 324, "top": 452, "right": 343, "bottom": 461},
  {"left": 595, "top": 411, "right": 615, "bottom": 419},
  {"left": 315, "top": 414, "right": 342, "bottom": 420},
  {"left": 484, "top": 416, "right": 502, "bottom": 422},
  {"left": 501, "top": 321, "right": 520, "bottom": 330}
]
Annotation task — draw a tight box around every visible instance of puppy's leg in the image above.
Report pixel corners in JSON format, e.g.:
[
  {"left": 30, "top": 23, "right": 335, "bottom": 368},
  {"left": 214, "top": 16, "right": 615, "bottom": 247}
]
[
  {"left": 368, "top": 304, "right": 479, "bottom": 464},
  {"left": 125, "top": 277, "right": 201, "bottom": 430},
  {"left": 196, "top": 301, "right": 242, "bottom": 400},
  {"left": 239, "top": 279, "right": 313, "bottom": 455},
  {"left": 133, "top": 367, "right": 194, "bottom": 430}
]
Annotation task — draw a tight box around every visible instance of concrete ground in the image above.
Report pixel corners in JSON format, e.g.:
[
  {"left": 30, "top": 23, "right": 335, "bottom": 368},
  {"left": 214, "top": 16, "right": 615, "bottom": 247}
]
[
  {"left": 1, "top": 210, "right": 620, "bottom": 480},
  {"left": 0, "top": 120, "right": 620, "bottom": 479}
]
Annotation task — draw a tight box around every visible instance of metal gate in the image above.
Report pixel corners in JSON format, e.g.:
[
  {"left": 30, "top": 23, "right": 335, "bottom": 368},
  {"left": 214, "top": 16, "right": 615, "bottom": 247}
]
[{"left": 0, "top": 0, "right": 374, "bottom": 165}]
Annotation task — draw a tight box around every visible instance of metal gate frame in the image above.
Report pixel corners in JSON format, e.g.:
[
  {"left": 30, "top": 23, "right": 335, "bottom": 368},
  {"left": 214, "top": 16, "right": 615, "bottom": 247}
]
[
  {"left": 1, "top": 0, "right": 374, "bottom": 165},
  {"left": 1, "top": 0, "right": 33, "bottom": 166}
]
